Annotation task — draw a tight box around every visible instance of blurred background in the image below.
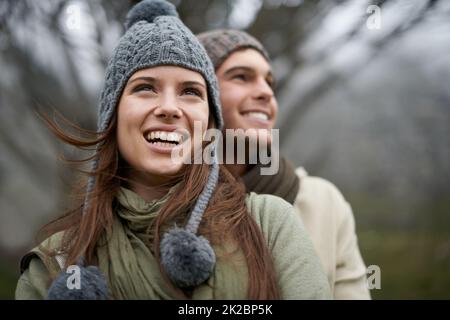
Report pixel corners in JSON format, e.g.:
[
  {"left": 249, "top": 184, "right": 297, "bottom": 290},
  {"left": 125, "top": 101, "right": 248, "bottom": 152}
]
[{"left": 1, "top": 0, "right": 449, "bottom": 299}]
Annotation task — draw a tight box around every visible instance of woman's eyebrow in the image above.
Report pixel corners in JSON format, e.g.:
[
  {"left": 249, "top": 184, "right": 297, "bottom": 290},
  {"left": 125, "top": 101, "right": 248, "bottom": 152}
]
[
  {"left": 128, "top": 76, "right": 156, "bottom": 85},
  {"left": 182, "top": 81, "right": 206, "bottom": 88}
]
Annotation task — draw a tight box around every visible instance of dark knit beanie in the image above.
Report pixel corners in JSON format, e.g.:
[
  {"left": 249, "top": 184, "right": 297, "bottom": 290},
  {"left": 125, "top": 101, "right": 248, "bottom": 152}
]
[
  {"left": 197, "top": 29, "right": 270, "bottom": 70},
  {"left": 47, "top": 0, "right": 222, "bottom": 299}
]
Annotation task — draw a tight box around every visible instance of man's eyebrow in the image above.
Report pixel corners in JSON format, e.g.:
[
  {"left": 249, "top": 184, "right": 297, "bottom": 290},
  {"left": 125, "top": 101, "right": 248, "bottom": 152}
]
[
  {"left": 224, "top": 66, "right": 273, "bottom": 78},
  {"left": 224, "top": 66, "right": 254, "bottom": 75},
  {"left": 128, "top": 76, "right": 156, "bottom": 84}
]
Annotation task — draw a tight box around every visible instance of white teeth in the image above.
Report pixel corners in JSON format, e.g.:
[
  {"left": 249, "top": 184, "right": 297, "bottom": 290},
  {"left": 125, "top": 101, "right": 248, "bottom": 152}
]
[
  {"left": 153, "top": 141, "right": 171, "bottom": 147},
  {"left": 244, "top": 112, "right": 269, "bottom": 121},
  {"left": 155, "top": 142, "right": 166, "bottom": 147},
  {"left": 146, "top": 130, "right": 182, "bottom": 143}
]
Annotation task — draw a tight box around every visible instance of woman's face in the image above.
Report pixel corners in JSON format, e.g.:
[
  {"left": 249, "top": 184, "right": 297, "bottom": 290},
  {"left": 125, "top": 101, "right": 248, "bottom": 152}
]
[
  {"left": 216, "top": 48, "right": 278, "bottom": 133},
  {"left": 117, "top": 66, "right": 209, "bottom": 186}
]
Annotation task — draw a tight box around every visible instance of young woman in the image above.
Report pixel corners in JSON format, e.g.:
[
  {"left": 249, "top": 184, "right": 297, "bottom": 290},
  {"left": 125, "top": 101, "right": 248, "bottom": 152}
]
[
  {"left": 198, "top": 29, "right": 371, "bottom": 299},
  {"left": 15, "top": 1, "right": 331, "bottom": 300}
]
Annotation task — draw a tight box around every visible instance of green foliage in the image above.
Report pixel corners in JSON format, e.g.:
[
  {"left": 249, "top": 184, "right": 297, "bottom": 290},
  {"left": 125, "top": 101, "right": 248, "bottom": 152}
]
[
  {"left": 360, "top": 230, "right": 450, "bottom": 299},
  {"left": 0, "top": 261, "right": 17, "bottom": 300}
]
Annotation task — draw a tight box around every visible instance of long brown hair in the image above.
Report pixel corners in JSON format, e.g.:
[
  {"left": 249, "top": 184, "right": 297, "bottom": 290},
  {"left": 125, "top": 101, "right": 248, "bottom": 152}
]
[{"left": 37, "top": 107, "right": 280, "bottom": 299}]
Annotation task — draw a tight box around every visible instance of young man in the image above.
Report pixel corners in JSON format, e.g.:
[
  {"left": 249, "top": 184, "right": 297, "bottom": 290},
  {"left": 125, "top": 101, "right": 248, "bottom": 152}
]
[{"left": 198, "top": 29, "right": 371, "bottom": 299}]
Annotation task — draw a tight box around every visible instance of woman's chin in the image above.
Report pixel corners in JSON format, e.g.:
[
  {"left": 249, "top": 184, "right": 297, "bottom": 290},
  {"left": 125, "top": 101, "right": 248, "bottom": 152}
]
[{"left": 143, "top": 163, "right": 183, "bottom": 178}]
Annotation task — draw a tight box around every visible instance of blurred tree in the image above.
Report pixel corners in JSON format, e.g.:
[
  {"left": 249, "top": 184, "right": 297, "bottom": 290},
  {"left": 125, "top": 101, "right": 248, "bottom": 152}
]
[{"left": 1, "top": 0, "right": 449, "bottom": 299}]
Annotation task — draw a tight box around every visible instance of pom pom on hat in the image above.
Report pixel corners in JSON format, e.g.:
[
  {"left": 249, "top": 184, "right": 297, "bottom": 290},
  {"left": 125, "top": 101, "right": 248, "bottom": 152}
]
[
  {"left": 125, "top": 0, "right": 179, "bottom": 30},
  {"left": 47, "top": 257, "right": 109, "bottom": 300},
  {"left": 160, "top": 228, "right": 216, "bottom": 288}
]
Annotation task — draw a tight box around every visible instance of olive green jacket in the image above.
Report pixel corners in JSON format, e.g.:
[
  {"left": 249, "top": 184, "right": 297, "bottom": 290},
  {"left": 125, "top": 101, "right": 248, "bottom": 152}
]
[{"left": 16, "top": 191, "right": 332, "bottom": 300}]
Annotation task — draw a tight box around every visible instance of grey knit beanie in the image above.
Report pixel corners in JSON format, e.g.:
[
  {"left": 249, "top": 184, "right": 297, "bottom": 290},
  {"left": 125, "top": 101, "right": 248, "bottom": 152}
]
[
  {"left": 197, "top": 29, "right": 270, "bottom": 70},
  {"left": 47, "top": 0, "right": 222, "bottom": 299}
]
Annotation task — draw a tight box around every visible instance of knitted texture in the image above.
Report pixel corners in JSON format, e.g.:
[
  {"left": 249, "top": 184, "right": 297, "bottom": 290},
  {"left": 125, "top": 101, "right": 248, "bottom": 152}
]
[
  {"left": 48, "top": 0, "right": 223, "bottom": 298},
  {"left": 96, "top": 0, "right": 223, "bottom": 237},
  {"left": 159, "top": 154, "right": 219, "bottom": 288},
  {"left": 95, "top": 0, "right": 223, "bottom": 287},
  {"left": 98, "top": 2, "right": 223, "bottom": 133},
  {"left": 185, "top": 158, "right": 219, "bottom": 234},
  {"left": 197, "top": 29, "right": 270, "bottom": 70}
]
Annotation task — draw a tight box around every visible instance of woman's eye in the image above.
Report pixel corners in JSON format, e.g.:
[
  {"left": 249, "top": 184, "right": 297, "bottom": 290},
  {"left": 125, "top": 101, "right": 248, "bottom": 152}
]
[
  {"left": 183, "top": 88, "right": 202, "bottom": 97},
  {"left": 133, "top": 84, "right": 155, "bottom": 92}
]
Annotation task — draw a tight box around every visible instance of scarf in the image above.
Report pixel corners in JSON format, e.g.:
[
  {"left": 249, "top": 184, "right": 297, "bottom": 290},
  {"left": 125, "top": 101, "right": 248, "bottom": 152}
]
[
  {"left": 95, "top": 186, "right": 248, "bottom": 299},
  {"left": 241, "top": 156, "right": 300, "bottom": 205}
]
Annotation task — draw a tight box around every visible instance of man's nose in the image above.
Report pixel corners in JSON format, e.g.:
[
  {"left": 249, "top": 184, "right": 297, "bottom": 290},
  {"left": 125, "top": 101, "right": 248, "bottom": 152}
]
[{"left": 253, "top": 78, "right": 274, "bottom": 103}]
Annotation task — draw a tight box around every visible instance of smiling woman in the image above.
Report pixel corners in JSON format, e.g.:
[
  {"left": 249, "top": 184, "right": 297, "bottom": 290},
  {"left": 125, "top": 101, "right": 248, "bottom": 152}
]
[
  {"left": 116, "top": 66, "right": 210, "bottom": 195},
  {"left": 15, "top": 0, "right": 331, "bottom": 300}
]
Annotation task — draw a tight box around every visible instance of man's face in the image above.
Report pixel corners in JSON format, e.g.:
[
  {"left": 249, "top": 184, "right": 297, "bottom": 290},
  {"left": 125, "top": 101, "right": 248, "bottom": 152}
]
[{"left": 216, "top": 48, "right": 278, "bottom": 134}]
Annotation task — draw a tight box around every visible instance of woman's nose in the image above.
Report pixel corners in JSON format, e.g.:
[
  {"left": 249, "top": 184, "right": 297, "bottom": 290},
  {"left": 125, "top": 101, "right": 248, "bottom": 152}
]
[{"left": 153, "top": 96, "right": 182, "bottom": 120}]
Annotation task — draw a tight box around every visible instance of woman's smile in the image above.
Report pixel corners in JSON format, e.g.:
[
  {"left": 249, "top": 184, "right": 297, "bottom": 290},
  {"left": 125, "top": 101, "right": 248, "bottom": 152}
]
[
  {"left": 143, "top": 125, "right": 186, "bottom": 155},
  {"left": 117, "top": 66, "right": 209, "bottom": 183}
]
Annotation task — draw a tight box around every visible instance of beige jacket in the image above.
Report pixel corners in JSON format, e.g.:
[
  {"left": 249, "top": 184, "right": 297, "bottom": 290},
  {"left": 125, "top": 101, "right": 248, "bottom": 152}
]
[{"left": 294, "top": 167, "right": 371, "bottom": 299}]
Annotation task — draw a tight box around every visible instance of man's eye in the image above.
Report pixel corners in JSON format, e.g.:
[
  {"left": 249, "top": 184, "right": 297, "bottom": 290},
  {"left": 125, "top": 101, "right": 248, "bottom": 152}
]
[
  {"left": 133, "top": 84, "right": 155, "bottom": 92},
  {"left": 233, "top": 74, "right": 247, "bottom": 81}
]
